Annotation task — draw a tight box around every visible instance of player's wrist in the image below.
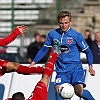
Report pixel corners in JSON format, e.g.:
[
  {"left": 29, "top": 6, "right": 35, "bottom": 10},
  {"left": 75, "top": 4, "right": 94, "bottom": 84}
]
[
  {"left": 32, "top": 61, "right": 35, "bottom": 65},
  {"left": 13, "top": 28, "right": 21, "bottom": 35}
]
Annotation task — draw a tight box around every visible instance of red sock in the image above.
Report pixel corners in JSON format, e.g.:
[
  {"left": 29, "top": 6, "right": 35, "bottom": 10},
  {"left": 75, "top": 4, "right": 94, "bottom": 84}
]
[
  {"left": 48, "top": 48, "right": 54, "bottom": 58},
  {"left": 7, "top": 98, "right": 12, "bottom": 100},
  {"left": 43, "top": 53, "right": 58, "bottom": 77},
  {"left": 0, "top": 59, "right": 8, "bottom": 67},
  {"left": 17, "top": 65, "right": 43, "bottom": 74}
]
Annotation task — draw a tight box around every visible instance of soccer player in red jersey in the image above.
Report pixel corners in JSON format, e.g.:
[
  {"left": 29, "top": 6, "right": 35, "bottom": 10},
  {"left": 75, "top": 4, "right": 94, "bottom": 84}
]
[
  {"left": 7, "top": 50, "right": 59, "bottom": 100},
  {"left": 0, "top": 25, "right": 44, "bottom": 76}
]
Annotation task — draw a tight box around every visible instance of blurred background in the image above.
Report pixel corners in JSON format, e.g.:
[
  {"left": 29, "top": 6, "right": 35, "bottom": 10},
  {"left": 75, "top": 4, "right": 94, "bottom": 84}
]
[{"left": 0, "top": 0, "right": 100, "bottom": 63}]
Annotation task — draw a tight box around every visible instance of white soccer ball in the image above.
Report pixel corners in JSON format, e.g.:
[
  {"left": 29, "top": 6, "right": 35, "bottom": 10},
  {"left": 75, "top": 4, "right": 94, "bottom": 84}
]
[{"left": 58, "top": 83, "right": 74, "bottom": 99}]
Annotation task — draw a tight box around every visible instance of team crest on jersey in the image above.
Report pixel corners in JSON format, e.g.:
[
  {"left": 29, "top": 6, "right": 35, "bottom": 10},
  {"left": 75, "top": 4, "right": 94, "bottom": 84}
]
[{"left": 66, "top": 37, "right": 73, "bottom": 44}]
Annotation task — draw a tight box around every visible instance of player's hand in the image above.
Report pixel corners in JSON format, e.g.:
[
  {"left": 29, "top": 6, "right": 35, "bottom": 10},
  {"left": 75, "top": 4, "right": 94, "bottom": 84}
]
[
  {"left": 29, "top": 61, "right": 35, "bottom": 67},
  {"left": 17, "top": 25, "right": 27, "bottom": 35},
  {"left": 88, "top": 65, "right": 95, "bottom": 76}
]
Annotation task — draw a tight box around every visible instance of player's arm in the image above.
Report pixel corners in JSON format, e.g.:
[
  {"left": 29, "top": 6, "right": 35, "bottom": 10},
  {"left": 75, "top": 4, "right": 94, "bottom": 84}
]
[
  {"left": 0, "top": 25, "right": 27, "bottom": 46},
  {"left": 30, "top": 46, "right": 50, "bottom": 67},
  {"left": 84, "top": 48, "right": 95, "bottom": 76}
]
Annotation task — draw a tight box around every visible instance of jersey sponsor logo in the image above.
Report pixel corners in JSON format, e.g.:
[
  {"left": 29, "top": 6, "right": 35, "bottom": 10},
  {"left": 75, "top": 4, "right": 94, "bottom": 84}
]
[
  {"left": 60, "top": 45, "right": 69, "bottom": 53},
  {"left": 66, "top": 37, "right": 73, "bottom": 44}
]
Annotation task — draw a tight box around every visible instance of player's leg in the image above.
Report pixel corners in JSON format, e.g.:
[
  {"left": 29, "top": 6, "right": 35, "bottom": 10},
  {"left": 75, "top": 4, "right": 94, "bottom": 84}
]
[
  {"left": 41, "top": 51, "right": 59, "bottom": 86},
  {"left": 16, "top": 64, "right": 43, "bottom": 74},
  {"left": 55, "top": 74, "right": 70, "bottom": 100},
  {"left": 0, "top": 59, "right": 43, "bottom": 75},
  {"left": 72, "top": 66, "right": 95, "bottom": 100},
  {"left": 81, "top": 89, "right": 95, "bottom": 100},
  {"left": 6, "top": 62, "right": 43, "bottom": 74},
  {"left": 74, "top": 84, "right": 95, "bottom": 100},
  {"left": 28, "top": 52, "right": 59, "bottom": 100}
]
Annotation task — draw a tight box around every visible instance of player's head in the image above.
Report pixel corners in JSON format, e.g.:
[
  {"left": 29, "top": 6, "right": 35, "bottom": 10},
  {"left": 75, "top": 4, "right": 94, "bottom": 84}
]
[
  {"left": 57, "top": 11, "right": 71, "bottom": 22},
  {"left": 57, "top": 11, "right": 72, "bottom": 32},
  {"left": 12, "top": 92, "right": 25, "bottom": 100}
]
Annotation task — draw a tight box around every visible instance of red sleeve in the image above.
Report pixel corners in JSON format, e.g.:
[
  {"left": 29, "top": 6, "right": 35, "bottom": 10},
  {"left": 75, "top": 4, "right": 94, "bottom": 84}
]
[
  {"left": 6, "top": 98, "right": 12, "bottom": 100},
  {"left": 0, "top": 28, "right": 21, "bottom": 46}
]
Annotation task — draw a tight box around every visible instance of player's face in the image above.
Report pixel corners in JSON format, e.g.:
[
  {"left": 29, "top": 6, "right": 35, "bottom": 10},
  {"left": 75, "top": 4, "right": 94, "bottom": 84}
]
[{"left": 58, "top": 16, "right": 71, "bottom": 33}]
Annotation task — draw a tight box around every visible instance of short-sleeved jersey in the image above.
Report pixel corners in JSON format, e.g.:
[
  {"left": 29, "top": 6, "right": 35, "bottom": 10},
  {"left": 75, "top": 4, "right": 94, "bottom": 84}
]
[
  {"left": 44, "top": 28, "right": 89, "bottom": 72},
  {"left": 7, "top": 82, "right": 47, "bottom": 100},
  {"left": 27, "top": 81, "right": 47, "bottom": 100}
]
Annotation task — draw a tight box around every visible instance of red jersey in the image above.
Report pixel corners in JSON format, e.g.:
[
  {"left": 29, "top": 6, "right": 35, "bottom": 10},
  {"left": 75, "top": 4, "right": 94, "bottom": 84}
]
[
  {"left": 7, "top": 81, "right": 48, "bottom": 100},
  {"left": 27, "top": 81, "right": 48, "bottom": 100},
  {"left": 0, "top": 28, "right": 21, "bottom": 47},
  {"left": 0, "top": 28, "right": 21, "bottom": 76}
]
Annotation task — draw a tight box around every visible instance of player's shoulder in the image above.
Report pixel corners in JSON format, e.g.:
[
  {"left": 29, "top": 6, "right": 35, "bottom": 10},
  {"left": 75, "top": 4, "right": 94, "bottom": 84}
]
[
  {"left": 68, "top": 28, "right": 83, "bottom": 38},
  {"left": 48, "top": 28, "right": 61, "bottom": 37},
  {"left": 49, "top": 28, "right": 60, "bottom": 33},
  {"left": 69, "top": 28, "right": 81, "bottom": 35}
]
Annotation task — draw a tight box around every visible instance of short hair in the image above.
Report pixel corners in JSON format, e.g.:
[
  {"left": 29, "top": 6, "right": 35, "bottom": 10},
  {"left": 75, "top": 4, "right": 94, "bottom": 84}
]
[
  {"left": 41, "top": 34, "right": 46, "bottom": 39},
  {"left": 84, "top": 29, "right": 91, "bottom": 33},
  {"left": 12, "top": 92, "right": 25, "bottom": 100},
  {"left": 57, "top": 11, "right": 72, "bottom": 21},
  {"left": 34, "top": 31, "right": 40, "bottom": 37}
]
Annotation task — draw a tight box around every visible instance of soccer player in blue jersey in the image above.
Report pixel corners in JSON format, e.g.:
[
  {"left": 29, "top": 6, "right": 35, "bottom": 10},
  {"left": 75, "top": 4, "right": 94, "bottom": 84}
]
[{"left": 30, "top": 11, "right": 95, "bottom": 100}]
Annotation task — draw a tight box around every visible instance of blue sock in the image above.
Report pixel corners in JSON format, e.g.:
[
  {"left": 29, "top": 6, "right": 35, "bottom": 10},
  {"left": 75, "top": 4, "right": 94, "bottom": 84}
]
[
  {"left": 55, "top": 91, "right": 63, "bottom": 100},
  {"left": 81, "top": 89, "right": 95, "bottom": 100}
]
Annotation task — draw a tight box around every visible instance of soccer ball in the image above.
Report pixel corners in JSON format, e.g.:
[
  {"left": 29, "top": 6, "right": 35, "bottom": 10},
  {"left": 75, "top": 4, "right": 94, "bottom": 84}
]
[{"left": 58, "top": 83, "right": 74, "bottom": 99}]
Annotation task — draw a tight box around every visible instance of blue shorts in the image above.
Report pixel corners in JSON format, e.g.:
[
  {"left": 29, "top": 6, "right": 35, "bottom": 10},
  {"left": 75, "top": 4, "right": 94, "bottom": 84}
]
[{"left": 54, "top": 65, "right": 86, "bottom": 87}]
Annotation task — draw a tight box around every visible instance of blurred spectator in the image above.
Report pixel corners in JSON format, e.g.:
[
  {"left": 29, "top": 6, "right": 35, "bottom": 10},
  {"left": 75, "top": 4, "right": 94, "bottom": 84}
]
[
  {"left": 40, "top": 34, "right": 46, "bottom": 44},
  {"left": 84, "top": 30, "right": 100, "bottom": 63},
  {"left": 27, "top": 32, "right": 42, "bottom": 63},
  {"left": 39, "top": 34, "right": 51, "bottom": 63},
  {"left": 27, "top": 33, "right": 50, "bottom": 63},
  {"left": 84, "top": 29, "right": 92, "bottom": 47}
]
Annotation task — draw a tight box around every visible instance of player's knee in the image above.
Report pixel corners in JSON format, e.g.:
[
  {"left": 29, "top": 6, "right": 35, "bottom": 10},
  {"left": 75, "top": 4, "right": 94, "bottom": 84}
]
[
  {"left": 74, "top": 84, "right": 83, "bottom": 97},
  {"left": 75, "top": 88, "right": 83, "bottom": 97},
  {"left": 75, "top": 91, "right": 82, "bottom": 97},
  {"left": 13, "top": 63, "right": 19, "bottom": 70},
  {"left": 7, "top": 62, "right": 19, "bottom": 71}
]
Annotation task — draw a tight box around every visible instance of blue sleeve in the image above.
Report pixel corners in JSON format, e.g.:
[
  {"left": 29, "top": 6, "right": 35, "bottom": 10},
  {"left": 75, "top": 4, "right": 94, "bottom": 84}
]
[
  {"left": 84, "top": 48, "right": 93, "bottom": 66},
  {"left": 33, "top": 46, "right": 49, "bottom": 63},
  {"left": 76, "top": 34, "right": 89, "bottom": 51}
]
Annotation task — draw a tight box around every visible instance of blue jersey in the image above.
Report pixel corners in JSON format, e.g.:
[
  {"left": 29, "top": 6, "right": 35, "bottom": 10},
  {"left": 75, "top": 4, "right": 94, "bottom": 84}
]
[
  {"left": 44, "top": 28, "right": 89, "bottom": 72},
  {"left": 44, "top": 28, "right": 88, "bottom": 62}
]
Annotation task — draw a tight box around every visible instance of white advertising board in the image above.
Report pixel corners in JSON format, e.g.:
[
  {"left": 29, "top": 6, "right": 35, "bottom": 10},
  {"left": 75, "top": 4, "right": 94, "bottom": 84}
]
[{"left": 0, "top": 64, "right": 100, "bottom": 100}]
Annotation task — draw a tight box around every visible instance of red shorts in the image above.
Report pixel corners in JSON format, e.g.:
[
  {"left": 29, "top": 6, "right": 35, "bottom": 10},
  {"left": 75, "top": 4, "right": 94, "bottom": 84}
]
[
  {"left": 0, "top": 59, "right": 8, "bottom": 76},
  {"left": 27, "top": 81, "right": 48, "bottom": 100}
]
